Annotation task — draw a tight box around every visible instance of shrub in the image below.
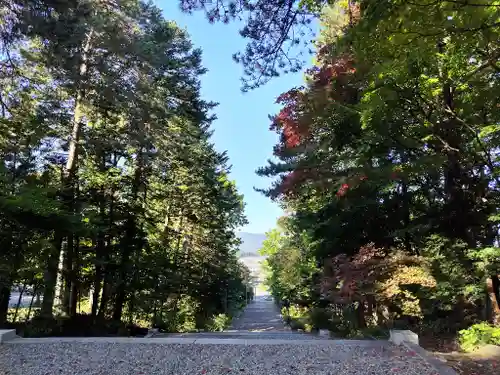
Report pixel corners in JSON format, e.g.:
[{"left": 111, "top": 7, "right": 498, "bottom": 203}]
[
  {"left": 458, "top": 322, "right": 500, "bottom": 352},
  {"left": 309, "top": 307, "right": 332, "bottom": 330},
  {"left": 16, "top": 314, "right": 148, "bottom": 338},
  {"left": 321, "top": 244, "right": 438, "bottom": 328},
  {"left": 281, "top": 304, "right": 310, "bottom": 330},
  {"left": 361, "top": 325, "right": 389, "bottom": 339},
  {"left": 206, "top": 314, "right": 231, "bottom": 332},
  {"left": 327, "top": 309, "right": 355, "bottom": 337},
  {"left": 175, "top": 295, "right": 199, "bottom": 332},
  {"left": 282, "top": 304, "right": 308, "bottom": 320},
  {"left": 289, "top": 318, "right": 306, "bottom": 331}
]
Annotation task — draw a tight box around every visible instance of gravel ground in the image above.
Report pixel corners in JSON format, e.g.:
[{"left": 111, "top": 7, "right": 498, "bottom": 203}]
[{"left": 0, "top": 342, "right": 440, "bottom": 375}]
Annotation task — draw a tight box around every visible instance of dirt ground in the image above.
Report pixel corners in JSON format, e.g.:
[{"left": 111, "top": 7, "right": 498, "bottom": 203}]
[{"left": 420, "top": 336, "right": 499, "bottom": 375}]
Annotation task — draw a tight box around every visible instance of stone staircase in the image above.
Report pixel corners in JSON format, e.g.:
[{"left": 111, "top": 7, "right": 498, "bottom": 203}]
[
  {"left": 152, "top": 330, "right": 327, "bottom": 340},
  {"left": 150, "top": 296, "right": 330, "bottom": 341}
]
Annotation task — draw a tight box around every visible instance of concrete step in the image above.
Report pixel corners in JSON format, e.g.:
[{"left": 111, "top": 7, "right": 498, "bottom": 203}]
[
  {"left": 0, "top": 329, "right": 18, "bottom": 343},
  {"left": 152, "top": 330, "right": 328, "bottom": 340}
]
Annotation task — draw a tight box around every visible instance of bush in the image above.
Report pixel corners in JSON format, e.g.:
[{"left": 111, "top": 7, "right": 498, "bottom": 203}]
[
  {"left": 162, "top": 295, "right": 198, "bottom": 333},
  {"left": 309, "top": 307, "right": 332, "bottom": 330},
  {"left": 458, "top": 322, "right": 500, "bottom": 352},
  {"left": 328, "top": 314, "right": 353, "bottom": 337},
  {"left": 282, "top": 304, "right": 308, "bottom": 320},
  {"left": 360, "top": 325, "right": 389, "bottom": 339},
  {"left": 281, "top": 304, "right": 309, "bottom": 330},
  {"left": 206, "top": 314, "right": 231, "bottom": 332},
  {"left": 418, "top": 315, "right": 472, "bottom": 336},
  {"left": 14, "top": 314, "right": 148, "bottom": 338},
  {"left": 289, "top": 318, "right": 306, "bottom": 331}
]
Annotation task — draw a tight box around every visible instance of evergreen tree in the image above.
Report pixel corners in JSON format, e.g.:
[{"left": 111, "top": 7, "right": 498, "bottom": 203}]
[{"left": 0, "top": 0, "right": 251, "bottom": 332}]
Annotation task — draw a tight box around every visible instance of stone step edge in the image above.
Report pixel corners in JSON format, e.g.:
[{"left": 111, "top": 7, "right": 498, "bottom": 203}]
[
  {"left": 0, "top": 329, "right": 18, "bottom": 344},
  {"left": 4, "top": 336, "right": 388, "bottom": 346},
  {"left": 389, "top": 330, "right": 457, "bottom": 375},
  {"left": 148, "top": 328, "right": 330, "bottom": 338}
]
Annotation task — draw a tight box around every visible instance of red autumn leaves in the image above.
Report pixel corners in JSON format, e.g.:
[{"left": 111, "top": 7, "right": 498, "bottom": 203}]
[
  {"left": 335, "top": 168, "right": 403, "bottom": 198},
  {"left": 270, "top": 56, "right": 358, "bottom": 197},
  {"left": 321, "top": 243, "right": 386, "bottom": 302},
  {"left": 336, "top": 183, "right": 350, "bottom": 197},
  {"left": 336, "top": 175, "right": 367, "bottom": 197},
  {"left": 307, "top": 57, "right": 357, "bottom": 89},
  {"left": 273, "top": 89, "right": 309, "bottom": 151}
]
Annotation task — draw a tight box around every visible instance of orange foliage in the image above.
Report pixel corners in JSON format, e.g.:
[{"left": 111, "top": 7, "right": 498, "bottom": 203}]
[{"left": 321, "top": 243, "right": 435, "bottom": 316}]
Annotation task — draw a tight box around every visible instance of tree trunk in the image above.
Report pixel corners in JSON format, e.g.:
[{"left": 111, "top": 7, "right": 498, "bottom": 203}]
[
  {"left": 92, "top": 154, "right": 107, "bottom": 318},
  {"left": 356, "top": 301, "right": 366, "bottom": 329},
  {"left": 113, "top": 149, "right": 143, "bottom": 321},
  {"left": 0, "top": 285, "right": 11, "bottom": 326},
  {"left": 61, "top": 235, "right": 73, "bottom": 315},
  {"left": 26, "top": 291, "right": 36, "bottom": 322},
  {"left": 91, "top": 259, "right": 103, "bottom": 318},
  {"left": 12, "top": 283, "right": 26, "bottom": 323},
  {"left": 46, "top": 29, "right": 94, "bottom": 318},
  {"left": 401, "top": 181, "right": 412, "bottom": 254},
  {"left": 64, "top": 27, "right": 93, "bottom": 179},
  {"left": 98, "top": 269, "right": 112, "bottom": 319},
  {"left": 98, "top": 172, "right": 116, "bottom": 320},
  {"left": 41, "top": 235, "right": 63, "bottom": 318},
  {"left": 487, "top": 275, "right": 500, "bottom": 325},
  {"left": 112, "top": 219, "right": 134, "bottom": 321},
  {"left": 69, "top": 235, "right": 79, "bottom": 317}
]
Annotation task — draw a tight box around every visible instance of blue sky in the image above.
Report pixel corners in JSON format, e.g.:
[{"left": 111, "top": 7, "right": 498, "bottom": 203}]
[{"left": 157, "top": 1, "right": 307, "bottom": 234}]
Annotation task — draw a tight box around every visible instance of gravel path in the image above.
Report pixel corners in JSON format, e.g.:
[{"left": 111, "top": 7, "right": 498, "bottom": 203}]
[
  {"left": 0, "top": 295, "right": 447, "bottom": 374},
  {"left": 0, "top": 341, "right": 439, "bottom": 375}
]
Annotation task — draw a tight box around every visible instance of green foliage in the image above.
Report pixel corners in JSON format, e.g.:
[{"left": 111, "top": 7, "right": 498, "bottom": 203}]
[
  {"left": 309, "top": 307, "right": 332, "bottom": 330},
  {"left": 255, "top": 0, "right": 500, "bottom": 339},
  {"left": 459, "top": 323, "right": 500, "bottom": 352},
  {"left": 0, "top": 0, "right": 252, "bottom": 332},
  {"left": 282, "top": 304, "right": 309, "bottom": 320},
  {"left": 259, "top": 224, "right": 317, "bottom": 304},
  {"left": 178, "top": 0, "right": 325, "bottom": 90},
  {"left": 281, "top": 304, "right": 308, "bottom": 331},
  {"left": 206, "top": 314, "right": 231, "bottom": 332},
  {"left": 289, "top": 319, "right": 307, "bottom": 331},
  {"left": 175, "top": 296, "right": 199, "bottom": 333},
  {"left": 14, "top": 314, "right": 147, "bottom": 338}
]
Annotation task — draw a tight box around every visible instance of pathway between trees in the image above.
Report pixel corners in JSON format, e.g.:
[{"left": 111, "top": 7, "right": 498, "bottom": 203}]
[
  {"left": 230, "top": 295, "right": 285, "bottom": 331},
  {"left": 0, "top": 296, "right": 452, "bottom": 375}
]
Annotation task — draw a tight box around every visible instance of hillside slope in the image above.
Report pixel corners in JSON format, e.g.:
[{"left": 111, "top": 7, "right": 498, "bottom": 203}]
[{"left": 237, "top": 232, "right": 266, "bottom": 257}]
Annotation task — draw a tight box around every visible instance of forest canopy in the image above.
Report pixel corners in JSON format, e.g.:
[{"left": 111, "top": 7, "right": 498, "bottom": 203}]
[
  {"left": 253, "top": 0, "right": 500, "bottom": 341},
  {"left": 0, "top": 0, "right": 253, "bottom": 334}
]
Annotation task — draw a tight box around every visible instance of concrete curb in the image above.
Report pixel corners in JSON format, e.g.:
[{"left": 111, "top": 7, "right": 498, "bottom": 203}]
[
  {"left": 4, "top": 336, "right": 389, "bottom": 346},
  {"left": 389, "top": 330, "right": 458, "bottom": 375},
  {"left": 402, "top": 341, "right": 458, "bottom": 375},
  {"left": 145, "top": 328, "right": 159, "bottom": 338},
  {"left": 161, "top": 330, "right": 317, "bottom": 336},
  {"left": 0, "top": 329, "right": 18, "bottom": 344}
]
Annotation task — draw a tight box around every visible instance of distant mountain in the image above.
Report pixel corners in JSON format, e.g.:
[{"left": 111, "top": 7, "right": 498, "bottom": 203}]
[{"left": 237, "top": 232, "right": 266, "bottom": 257}]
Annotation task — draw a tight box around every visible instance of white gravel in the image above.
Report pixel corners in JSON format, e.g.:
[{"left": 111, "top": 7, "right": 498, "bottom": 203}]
[{"left": 0, "top": 342, "right": 440, "bottom": 375}]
